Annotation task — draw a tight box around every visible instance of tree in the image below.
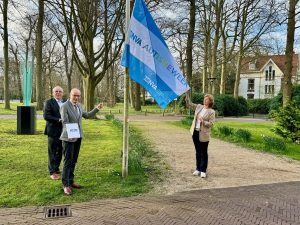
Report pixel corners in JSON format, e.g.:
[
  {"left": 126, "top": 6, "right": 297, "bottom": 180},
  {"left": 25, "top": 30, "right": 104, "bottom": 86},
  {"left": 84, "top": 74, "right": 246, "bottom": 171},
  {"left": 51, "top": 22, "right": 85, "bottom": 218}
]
[
  {"left": 9, "top": 41, "right": 22, "bottom": 102},
  {"left": 59, "top": 0, "right": 125, "bottom": 110},
  {"left": 186, "top": 0, "right": 196, "bottom": 86},
  {"left": 0, "top": 0, "right": 10, "bottom": 109},
  {"left": 35, "top": 0, "right": 45, "bottom": 110},
  {"left": 283, "top": 0, "right": 299, "bottom": 107},
  {"left": 46, "top": 5, "right": 74, "bottom": 93},
  {"left": 233, "top": 0, "right": 280, "bottom": 98}
]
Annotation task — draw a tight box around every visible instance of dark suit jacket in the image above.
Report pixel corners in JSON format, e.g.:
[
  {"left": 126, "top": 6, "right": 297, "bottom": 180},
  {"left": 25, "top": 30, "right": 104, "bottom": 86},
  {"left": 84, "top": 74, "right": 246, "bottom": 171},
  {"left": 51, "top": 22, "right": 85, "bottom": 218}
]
[{"left": 43, "top": 98, "right": 63, "bottom": 137}]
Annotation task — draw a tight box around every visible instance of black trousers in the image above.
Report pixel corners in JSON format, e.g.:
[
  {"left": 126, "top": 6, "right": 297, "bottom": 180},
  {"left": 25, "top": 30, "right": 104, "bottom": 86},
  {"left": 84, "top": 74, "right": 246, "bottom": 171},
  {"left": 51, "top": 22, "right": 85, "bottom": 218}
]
[
  {"left": 48, "top": 136, "right": 63, "bottom": 175},
  {"left": 192, "top": 130, "right": 209, "bottom": 173},
  {"left": 62, "top": 138, "right": 82, "bottom": 187}
]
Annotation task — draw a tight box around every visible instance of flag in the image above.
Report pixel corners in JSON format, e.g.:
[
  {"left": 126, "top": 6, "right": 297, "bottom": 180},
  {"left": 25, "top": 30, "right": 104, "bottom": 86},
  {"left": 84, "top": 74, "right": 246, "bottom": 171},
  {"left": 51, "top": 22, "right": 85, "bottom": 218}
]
[{"left": 121, "top": 0, "right": 190, "bottom": 109}]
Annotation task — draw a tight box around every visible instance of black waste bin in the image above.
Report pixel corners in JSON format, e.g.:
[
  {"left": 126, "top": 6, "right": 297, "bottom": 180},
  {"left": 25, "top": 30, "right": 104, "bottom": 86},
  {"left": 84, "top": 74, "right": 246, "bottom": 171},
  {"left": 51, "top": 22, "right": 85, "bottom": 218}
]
[{"left": 17, "top": 106, "right": 36, "bottom": 134}]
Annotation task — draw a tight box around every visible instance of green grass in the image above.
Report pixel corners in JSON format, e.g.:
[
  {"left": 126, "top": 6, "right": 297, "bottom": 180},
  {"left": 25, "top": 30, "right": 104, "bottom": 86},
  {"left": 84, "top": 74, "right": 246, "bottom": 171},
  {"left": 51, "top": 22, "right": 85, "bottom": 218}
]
[
  {"left": 0, "top": 119, "right": 161, "bottom": 207},
  {"left": 173, "top": 120, "right": 300, "bottom": 161},
  {"left": 0, "top": 101, "right": 176, "bottom": 116}
]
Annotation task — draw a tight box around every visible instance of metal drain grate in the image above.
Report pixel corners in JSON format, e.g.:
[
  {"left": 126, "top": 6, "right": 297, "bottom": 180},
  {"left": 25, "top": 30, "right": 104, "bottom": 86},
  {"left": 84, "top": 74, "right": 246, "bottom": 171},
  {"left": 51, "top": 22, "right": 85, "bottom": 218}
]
[{"left": 44, "top": 205, "right": 72, "bottom": 218}]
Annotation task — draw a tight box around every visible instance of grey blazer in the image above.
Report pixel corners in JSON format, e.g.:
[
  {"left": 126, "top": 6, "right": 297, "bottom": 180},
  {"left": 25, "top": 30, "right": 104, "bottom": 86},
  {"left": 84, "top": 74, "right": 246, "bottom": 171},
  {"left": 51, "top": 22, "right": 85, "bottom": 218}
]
[{"left": 60, "top": 100, "right": 99, "bottom": 142}]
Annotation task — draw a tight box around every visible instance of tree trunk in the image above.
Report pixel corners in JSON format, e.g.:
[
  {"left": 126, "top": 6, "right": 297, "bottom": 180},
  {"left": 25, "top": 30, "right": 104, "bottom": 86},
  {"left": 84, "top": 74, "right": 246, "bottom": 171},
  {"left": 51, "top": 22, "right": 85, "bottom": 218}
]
[
  {"left": 129, "top": 80, "right": 135, "bottom": 108},
  {"left": 134, "top": 83, "right": 141, "bottom": 111},
  {"left": 210, "top": 0, "right": 223, "bottom": 95},
  {"left": 11, "top": 48, "right": 23, "bottom": 102},
  {"left": 35, "top": 0, "right": 45, "bottom": 110},
  {"left": 83, "top": 76, "right": 96, "bottom": 111},
  {"left": 186, "top": 0, "right": 196, "bottom": 86},
  {"left": 3, "top": 0, "right": 10, "bottom": 109},
  {"left": 283, "top": 0, "right": 298, "bottom": 107},
  {"left": 220, "top": 32, "right": 227, "bottom": 94},
  {"left": 234, "top": 51, "right": 243, "bottom": 98}
]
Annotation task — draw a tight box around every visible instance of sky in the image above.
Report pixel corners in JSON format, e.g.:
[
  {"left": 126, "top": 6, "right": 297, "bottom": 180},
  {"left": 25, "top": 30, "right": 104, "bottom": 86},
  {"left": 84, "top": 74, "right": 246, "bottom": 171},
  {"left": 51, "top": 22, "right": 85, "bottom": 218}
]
[{"left": 0, "top": 2, "right": 300, "bottom": 58}]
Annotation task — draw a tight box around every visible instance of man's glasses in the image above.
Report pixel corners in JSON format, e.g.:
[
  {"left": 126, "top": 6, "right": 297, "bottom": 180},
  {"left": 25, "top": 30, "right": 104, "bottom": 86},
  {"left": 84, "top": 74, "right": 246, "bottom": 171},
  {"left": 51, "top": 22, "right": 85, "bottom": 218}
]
[
  {"left": 55, "top": 91, "right": 63, "bottom": 93},
  {"left": 72, "top": 94, "right": 81, "bottom": 97}
]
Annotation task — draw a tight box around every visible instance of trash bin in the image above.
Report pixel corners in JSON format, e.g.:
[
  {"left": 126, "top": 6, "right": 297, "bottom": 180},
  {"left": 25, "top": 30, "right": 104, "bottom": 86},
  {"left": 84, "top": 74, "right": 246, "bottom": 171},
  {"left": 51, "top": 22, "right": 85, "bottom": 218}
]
[{"left": 17, "top": 106, "right": 36, "bottom": 134}]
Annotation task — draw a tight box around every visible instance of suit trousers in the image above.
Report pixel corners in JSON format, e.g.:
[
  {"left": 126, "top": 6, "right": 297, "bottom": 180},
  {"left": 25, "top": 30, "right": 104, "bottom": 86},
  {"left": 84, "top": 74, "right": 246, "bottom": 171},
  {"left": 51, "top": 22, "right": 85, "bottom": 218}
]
[
  {"left": 192, "top": 130, "right": 209, "bottom": 173},
  {"left": 48, "top": 136, "right": 63, "bottom": 175},
  {"left": 62, "top": 138, "right": 82, "bottom": 187}
]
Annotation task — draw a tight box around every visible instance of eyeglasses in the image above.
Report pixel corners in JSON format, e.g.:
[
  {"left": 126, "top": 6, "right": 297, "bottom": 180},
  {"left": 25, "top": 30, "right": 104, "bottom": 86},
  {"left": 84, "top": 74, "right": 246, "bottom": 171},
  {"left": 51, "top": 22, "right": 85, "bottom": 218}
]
[
  {"left": 72, "top": 95, "right": 81, "bottom": 97},
  {"left": 55, "top": 91, "right": 63, "bottom": 93}
]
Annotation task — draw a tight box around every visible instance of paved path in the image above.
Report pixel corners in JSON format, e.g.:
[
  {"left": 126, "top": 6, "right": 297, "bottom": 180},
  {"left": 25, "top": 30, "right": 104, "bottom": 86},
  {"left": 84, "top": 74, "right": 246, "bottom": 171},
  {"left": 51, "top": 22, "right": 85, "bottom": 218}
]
[{"left": 0, "top": 115, "right": 300, "bottom": 225}]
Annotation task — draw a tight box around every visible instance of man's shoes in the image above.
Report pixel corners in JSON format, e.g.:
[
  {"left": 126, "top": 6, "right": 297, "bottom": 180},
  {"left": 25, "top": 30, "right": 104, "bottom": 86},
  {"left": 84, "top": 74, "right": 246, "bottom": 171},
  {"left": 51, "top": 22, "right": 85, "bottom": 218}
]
[
  {"left": 71, "top": 182, "right": 82, "bottom": 189},
  {"left": 192, "top": 170, "right": 200, "bottom": 176},
  {"left": 50, "top": 173, "right": 60, "bottom": 180},
  {"left": 200, "top": 172, "right": 207, "bottom": 178},
  {"left": 63, "top": 186, "right": 72, "bottom": 195}
]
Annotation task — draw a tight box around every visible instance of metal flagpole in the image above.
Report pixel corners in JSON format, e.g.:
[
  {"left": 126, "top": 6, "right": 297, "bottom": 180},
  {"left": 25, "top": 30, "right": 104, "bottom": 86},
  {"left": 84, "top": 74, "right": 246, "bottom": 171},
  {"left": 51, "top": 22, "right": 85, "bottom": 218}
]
[{"left": 122, "top": 0, "right": 131, "bottom": 178}]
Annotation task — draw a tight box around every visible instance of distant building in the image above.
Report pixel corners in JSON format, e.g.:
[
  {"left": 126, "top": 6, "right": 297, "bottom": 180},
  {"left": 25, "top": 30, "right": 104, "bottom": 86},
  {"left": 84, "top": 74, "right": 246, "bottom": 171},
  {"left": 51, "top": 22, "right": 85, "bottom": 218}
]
[{"left": 239, "top": 54, "right": 299, "bottom": 99}]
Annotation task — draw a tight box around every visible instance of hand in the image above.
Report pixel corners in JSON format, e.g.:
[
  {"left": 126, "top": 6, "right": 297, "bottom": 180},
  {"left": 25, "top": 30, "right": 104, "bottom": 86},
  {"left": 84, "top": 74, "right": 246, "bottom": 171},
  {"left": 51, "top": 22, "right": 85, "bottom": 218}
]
[
  {"left": 197, "top": 115, "right": 204, "bottom": 123},
  {"left": 96, "top": 103, "right": 103, "bottom": 109}
]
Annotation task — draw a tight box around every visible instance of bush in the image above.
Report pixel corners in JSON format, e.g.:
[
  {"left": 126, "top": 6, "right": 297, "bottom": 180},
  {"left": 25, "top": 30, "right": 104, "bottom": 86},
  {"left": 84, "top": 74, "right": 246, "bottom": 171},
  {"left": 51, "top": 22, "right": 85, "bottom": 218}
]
[
  {"left": 269, "top": 84, "right": 300, "bottom": 112},
  {"left": 217, "top": 126, "right": 234, "bottom": 136},
  {"left": 181, "top": 115, "right": 193, "bottom": 126},
  {"left": 214, "top": 95, "right": 248, "bottom": 116},
  {"left": 237, "top": 96, "right": 249, "bottom": 116},
  {"left": 234, "top": 129, "right": 251, "bottom": 142},
  {"left": 105, "top": 114, "right": 115, "bottom": 120},
  {"left": 248, "top": 99, "right": 271, "bottom": 114},
  {"left": 273, "top": 102, "right": 300, "bottom": 143},
  {"left": 144, "top": 98, "right": 156, "bottom": 105},
  {"left": 261, "top": 135, "right": 287, "bottom": 152}
]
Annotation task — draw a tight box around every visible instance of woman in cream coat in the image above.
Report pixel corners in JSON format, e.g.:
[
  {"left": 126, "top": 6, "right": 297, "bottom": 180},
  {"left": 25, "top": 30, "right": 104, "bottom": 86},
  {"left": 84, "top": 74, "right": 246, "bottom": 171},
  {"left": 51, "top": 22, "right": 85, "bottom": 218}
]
[{"left": 186, "top": 91, "right": 215, "bottom": 178}]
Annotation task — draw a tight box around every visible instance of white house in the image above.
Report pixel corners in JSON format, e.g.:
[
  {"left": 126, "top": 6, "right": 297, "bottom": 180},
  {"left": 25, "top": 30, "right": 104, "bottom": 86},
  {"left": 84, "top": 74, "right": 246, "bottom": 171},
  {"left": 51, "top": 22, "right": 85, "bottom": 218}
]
[{"left": 239, "top": 54, "right": 299, "bottom": 99}]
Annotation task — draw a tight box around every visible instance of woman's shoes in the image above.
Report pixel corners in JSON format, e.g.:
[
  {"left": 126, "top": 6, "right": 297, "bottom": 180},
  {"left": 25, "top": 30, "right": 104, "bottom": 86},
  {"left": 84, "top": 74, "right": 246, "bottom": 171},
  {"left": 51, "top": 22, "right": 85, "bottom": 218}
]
[
  {"left": 200, "top": 172, "right": 206, "bottom": 178},
  {"left": 192, "top": 170, "right": 200, "bottom": 176},
  {"left": 192, "top": 170, "right": 207, "bottom": 178}
]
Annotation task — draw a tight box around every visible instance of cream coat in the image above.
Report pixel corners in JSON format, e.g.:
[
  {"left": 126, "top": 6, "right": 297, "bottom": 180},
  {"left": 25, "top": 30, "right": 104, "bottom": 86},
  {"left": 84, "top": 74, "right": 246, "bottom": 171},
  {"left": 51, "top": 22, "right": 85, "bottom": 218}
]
[{"left": 187, "top": 101, "right": 215, "bottom": 142}]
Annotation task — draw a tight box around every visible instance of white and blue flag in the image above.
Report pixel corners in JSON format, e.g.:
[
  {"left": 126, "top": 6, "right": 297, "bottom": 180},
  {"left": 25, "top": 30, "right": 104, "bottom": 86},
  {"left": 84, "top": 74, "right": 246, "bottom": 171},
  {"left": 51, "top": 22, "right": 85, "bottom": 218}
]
[{"left": 121, "top": 0, "right": 190, "bottom": 109}]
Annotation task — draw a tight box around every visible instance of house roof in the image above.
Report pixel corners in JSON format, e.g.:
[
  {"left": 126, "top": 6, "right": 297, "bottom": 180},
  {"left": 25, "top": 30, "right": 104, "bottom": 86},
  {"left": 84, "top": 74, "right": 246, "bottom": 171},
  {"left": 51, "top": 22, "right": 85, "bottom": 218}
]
[{"left": 241, "top": 54, "right": 299, "bottom": 77}]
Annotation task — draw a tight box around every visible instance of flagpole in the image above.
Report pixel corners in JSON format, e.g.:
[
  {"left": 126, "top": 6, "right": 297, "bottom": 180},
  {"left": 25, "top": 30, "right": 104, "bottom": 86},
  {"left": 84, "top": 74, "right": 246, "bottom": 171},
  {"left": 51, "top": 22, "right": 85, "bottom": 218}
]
[{"left": 122, "top": 0, "right": 131, "bottom": 178}]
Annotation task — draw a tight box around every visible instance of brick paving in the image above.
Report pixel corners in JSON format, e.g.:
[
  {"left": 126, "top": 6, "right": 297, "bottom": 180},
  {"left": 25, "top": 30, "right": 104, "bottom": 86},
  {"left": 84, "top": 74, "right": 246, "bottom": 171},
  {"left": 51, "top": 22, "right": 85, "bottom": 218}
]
[{"left": 0, "top": 181, "right": 300, "bottom": 225}]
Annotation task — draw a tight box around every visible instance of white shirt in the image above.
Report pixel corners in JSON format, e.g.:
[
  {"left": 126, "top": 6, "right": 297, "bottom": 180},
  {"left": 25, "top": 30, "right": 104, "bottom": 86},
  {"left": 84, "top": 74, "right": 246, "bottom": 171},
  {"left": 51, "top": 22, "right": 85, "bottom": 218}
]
[
  {"left": 195, "top": 108, "right": 207, "bottom": 129},
  {"left": 56, "top": 99, "right": 63, "bottom": 108}
]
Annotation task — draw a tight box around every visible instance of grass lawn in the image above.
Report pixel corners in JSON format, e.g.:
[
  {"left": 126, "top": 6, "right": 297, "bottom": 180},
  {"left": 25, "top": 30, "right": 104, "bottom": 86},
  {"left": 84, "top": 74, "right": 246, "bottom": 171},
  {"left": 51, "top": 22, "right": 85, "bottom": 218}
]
[
  {"left": 174, "top": 119, "right": 300, "bottom": 161},
  {"left": 0, "top": 101, "right": 177, "bottom": 116},
  {"left": 0, "top": 118, "right": 161, "bottom": 207}
]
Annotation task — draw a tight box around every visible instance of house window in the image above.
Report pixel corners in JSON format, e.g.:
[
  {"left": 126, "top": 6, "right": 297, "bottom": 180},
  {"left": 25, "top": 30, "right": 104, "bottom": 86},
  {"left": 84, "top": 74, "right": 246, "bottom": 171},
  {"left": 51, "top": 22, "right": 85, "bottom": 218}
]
[
  {"left": 265, "top": 70, "right": 268, "bottom": 80},
  {"left": 271, "top": 85, "right": 274, "bottom": 94},
  {"left": 272, "top": 70, "right": 275, "bottom": 80},
  {"left": 265, "top": 85, "right": 275, "bottom": 94},
  {"left": 265, "top": 85, "right": 268, "bottom": 94},
  {"left": 249, "top": 62, "right": 256, "bottom": 70},
  {"left": 269, "top": 66, "right": 272, "bottom": 80},
  {"left": 248, "top": 79, "right": 255, "bottom": 92},
  {"left": 247, "top": 94, "right": 254, "bottom": 99}
]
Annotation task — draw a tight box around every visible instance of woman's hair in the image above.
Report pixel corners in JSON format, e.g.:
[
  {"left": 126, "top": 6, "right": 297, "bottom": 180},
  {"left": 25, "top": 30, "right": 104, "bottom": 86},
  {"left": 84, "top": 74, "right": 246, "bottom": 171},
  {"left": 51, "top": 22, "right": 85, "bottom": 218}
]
[{"left": 204, "top": 94, "right": 214, "bottom": 108}]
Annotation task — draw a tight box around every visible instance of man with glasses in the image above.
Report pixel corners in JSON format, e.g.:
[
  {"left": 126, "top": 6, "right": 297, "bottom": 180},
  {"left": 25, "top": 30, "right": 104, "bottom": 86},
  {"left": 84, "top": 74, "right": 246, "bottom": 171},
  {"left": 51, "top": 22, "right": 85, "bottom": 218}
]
[
  {"left": 43, "top": 86, "right": 64, "bottom": 180},
  {"left": 60, "top": 88, "right": 103, "bottom": 195}
]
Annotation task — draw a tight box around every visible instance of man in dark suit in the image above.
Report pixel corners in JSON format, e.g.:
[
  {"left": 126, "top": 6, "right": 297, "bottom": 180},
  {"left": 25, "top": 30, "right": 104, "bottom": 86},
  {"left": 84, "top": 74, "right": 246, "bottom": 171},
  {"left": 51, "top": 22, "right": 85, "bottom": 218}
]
[
  {"left": 43, "top": 86, "right": 64, "bottom": 180},
  {"left": 60, "top": 88, "right": 102, "bottom": 195}
]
